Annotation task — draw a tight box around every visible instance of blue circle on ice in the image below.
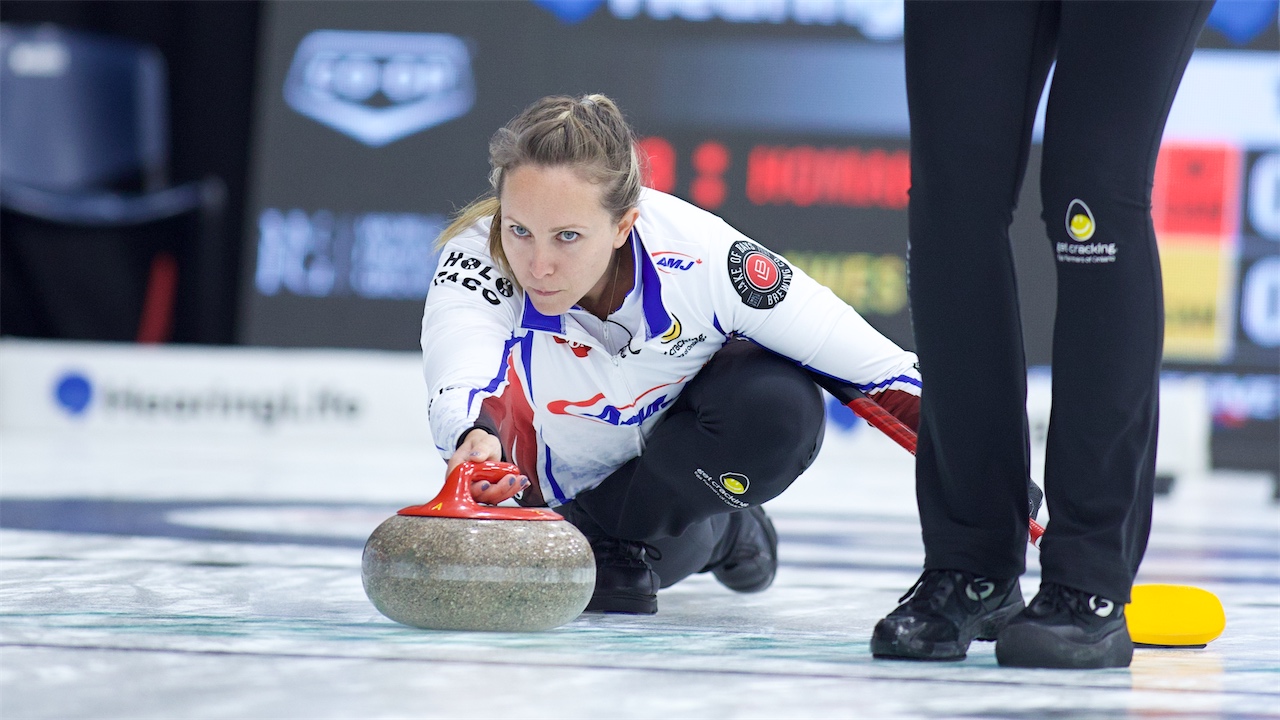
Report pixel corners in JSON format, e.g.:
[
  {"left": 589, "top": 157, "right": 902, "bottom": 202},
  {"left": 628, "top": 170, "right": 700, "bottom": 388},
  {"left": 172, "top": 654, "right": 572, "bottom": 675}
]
[{"left": 54, "top": 373, "right": 93, "bottom": 415}]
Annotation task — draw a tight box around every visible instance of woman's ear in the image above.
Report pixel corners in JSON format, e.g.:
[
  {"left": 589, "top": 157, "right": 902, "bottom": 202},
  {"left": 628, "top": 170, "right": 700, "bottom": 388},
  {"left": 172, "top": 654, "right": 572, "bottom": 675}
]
[{"left": 615, "top": 207, "right": 640, "bottom": 248}]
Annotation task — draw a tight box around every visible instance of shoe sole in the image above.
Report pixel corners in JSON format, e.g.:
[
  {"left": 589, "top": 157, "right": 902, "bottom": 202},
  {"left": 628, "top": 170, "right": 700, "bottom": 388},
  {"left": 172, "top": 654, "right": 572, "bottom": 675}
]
[
  {"left": 871, "top": 596, "right": 1025, "bottom": 661},
  {"left": 584, "top": 592, "right": 657, "bottom": 615},
  {"left": 995, "top": 623, "right": 1133, "bottom": 668}
]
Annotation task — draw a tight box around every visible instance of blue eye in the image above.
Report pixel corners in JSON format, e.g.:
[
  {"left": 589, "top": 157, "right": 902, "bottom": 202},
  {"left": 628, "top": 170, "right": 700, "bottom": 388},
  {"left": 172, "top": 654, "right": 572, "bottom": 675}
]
[
  {"left": 509, "top": 225, "right": 529, "bottom": 237},
  {"left": 559, "top": 231, "right": 579, "bottom": 242}
]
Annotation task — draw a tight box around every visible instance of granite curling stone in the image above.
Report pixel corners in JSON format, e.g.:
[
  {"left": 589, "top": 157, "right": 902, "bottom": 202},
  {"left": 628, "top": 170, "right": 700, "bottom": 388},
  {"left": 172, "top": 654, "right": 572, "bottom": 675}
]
[{"left": 362, "top": 460, "right": 595, "bottom": 632}]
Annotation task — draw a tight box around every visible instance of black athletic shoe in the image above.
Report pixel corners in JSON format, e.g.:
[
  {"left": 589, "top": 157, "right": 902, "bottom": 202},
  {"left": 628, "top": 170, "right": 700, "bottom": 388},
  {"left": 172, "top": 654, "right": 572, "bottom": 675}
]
[
  {"left": 557, "top": 501, "right": 660, "bottom": 614},
  {"left": 871, "top": 570, "right": 1025, "bottom": 661},
  {"left": 995, "top": 582, "right": 1133, "bottom": 668},
  {"left": 707, "top": 506, "right": 778, "bottom": 593},
  {"left": 583, "top": 536, "right": 660, "bottom": 615}
]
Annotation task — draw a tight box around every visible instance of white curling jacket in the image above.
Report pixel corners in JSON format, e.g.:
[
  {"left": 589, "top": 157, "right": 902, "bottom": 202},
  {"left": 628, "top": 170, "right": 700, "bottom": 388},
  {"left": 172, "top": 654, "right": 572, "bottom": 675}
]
[{"left": 422, "top": 189, "right": 919, "bottom": 506}]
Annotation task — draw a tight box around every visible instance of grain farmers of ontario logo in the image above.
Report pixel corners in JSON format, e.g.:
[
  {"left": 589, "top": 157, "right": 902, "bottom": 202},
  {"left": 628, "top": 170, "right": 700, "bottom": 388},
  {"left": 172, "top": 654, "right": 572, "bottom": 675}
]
[{"left": 1056, "top": 198, "right": 1117, "bottom": 264}]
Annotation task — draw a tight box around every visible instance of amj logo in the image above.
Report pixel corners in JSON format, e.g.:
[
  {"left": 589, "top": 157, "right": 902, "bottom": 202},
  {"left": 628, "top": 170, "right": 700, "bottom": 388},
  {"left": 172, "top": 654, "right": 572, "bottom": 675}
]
[
  {"left": 652, "top": 251, "right": 702, "bottom": 274},
  {"left": 284, "top": 31, "right": 475, "bottom": 147},
  {"left": 54, "top": 372, "right": 93, "bottom": 416}
]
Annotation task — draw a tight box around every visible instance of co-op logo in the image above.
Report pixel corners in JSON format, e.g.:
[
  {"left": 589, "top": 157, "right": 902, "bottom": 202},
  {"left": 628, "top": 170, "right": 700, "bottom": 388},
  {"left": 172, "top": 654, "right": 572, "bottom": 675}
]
[{"left": 283, "top": 30, "right": 475, "bottom": 147}]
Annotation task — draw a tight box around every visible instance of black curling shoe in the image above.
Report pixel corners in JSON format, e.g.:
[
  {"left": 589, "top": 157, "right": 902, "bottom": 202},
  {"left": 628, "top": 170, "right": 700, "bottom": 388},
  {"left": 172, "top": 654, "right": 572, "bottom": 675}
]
[
  {"left": 558, "top": 501, "right": 660, "bottom": 615},
  {"left": 707, "top": 506, "right": 779, "bottom": 593},
  {"left": 871, "top": 570, "right": 1025, "bottom": 661},
  {"left": 583, "top": 536, "right": 660, "bottom": 615},
  {"left": 995, "top": 582, "right": 1133, "bottom": 668}
]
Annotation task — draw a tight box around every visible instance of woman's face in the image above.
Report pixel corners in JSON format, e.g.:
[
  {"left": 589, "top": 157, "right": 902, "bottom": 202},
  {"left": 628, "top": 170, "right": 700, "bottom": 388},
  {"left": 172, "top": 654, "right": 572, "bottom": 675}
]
[{"left": 499, "top": 164, "right": 638, "bottom": 317}]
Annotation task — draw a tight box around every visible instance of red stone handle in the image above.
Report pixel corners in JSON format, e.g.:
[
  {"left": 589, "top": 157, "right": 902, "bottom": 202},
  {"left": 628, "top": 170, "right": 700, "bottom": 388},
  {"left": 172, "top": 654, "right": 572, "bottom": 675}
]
[{"left": 398, "top": 460, "right": 563, "bottom": 521}]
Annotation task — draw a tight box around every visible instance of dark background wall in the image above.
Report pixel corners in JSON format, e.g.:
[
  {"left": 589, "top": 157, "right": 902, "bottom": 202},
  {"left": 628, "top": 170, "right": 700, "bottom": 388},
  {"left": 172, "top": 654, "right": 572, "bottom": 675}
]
[{"left": 0, "top": 0, "right": 261, "bottom": 344}]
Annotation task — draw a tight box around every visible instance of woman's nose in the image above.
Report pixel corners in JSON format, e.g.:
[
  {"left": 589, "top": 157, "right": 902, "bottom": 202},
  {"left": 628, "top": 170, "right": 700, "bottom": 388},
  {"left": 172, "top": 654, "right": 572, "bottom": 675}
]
[{"left": 528, "top": 242, "right": 554, "bottom": 278}]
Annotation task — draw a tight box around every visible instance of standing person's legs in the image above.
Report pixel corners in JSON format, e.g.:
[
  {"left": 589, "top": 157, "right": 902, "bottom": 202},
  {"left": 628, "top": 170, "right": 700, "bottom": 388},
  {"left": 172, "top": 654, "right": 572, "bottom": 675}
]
[
  {"left": 1036, "top": 0, "right": 1213, "bottom": 604},
  {"left": 996, "top": 0, "right": 1213, "bottom": 669},
  {"left": 904, "top": 0, "right": 1059, "bottom": 578},
  {"left": 872, "top": 0, "right": 1059, "bottom": 662},
  {"left": 563, "top": 339, "right": 825, "bottom": 611}
]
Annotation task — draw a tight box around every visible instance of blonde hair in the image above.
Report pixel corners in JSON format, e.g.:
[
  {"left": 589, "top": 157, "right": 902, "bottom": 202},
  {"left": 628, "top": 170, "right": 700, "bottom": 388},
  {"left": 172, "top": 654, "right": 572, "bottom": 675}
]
[{"left": 436, "top": 94, "right": 643, "bottom": 275}]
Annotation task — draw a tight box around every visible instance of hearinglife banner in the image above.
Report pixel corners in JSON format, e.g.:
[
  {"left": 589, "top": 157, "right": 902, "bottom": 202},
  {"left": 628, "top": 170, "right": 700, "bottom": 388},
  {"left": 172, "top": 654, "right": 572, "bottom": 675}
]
[
  {"left": 239, "top": 0, "right": 1277, "bottom": 474},
  {"left": 0, "top": 338, "right": 431, "bottom": 443}
]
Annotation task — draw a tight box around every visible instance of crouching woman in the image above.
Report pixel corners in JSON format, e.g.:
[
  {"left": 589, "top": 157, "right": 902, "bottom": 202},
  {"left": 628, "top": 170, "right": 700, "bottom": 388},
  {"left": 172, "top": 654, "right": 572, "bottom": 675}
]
[{"left": 422, "top": 94, "right": 920, "bottom": 614}]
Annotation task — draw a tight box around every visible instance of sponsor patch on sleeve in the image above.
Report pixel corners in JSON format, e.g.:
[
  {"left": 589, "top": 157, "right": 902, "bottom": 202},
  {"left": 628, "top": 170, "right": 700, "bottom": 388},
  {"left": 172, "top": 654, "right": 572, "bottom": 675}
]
[
  {"left": 727, "top": 240, "right": 792, "bottom": 309},
  {"left": 432, "top": 250, "right": 516, "bottom": 305}
]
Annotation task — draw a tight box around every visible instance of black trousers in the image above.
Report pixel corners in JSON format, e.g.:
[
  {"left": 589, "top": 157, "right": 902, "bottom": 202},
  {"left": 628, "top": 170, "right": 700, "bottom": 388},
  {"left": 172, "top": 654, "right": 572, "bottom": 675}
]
[
  {"left": 904, "top": 1, "right": 1212, "bottom": 602},
  {"left": 568, "top": 340, "right": 825, "bottom": 588}
]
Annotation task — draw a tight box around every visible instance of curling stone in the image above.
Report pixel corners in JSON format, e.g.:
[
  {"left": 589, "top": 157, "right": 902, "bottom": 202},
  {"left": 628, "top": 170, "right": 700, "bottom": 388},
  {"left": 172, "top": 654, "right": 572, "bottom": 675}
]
[{"left": 362, "top": 460, "right": 595, "bottom": 632}]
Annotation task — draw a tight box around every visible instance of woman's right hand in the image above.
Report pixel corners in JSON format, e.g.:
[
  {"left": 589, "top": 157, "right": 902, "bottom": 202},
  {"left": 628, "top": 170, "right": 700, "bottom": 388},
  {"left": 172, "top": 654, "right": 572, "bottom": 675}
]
[{"left": 446, "top": 428, "right": 529, "bottom": 505}]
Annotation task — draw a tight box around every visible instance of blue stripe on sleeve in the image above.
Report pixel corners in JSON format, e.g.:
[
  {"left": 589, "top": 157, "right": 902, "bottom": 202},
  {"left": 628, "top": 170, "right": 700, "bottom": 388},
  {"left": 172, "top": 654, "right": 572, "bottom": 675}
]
[
  {"left": 801, "top": 364, "right": 921, "bottom": 394},
  {"left": 543, "top": 449, "right": 567, "bottom": 504},
  {"left": 466, "top": 334, "right": 522, "bottom": 415}
]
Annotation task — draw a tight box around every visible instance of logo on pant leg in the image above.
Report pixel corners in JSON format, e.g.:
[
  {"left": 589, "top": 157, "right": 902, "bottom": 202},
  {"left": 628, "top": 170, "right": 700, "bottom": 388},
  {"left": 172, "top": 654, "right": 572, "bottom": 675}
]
[
  {"left": 1066, "top": 198, "right": 1096, "bottom": 241},
  {"left": 720, "top": 472, "right": 749, "bottom": 495},
  {"left": 1056, "top": 198, "right": 1116, "bottom": 264},
  {"left": 695, "top": 468, "right": 749, "bottom": 508}
]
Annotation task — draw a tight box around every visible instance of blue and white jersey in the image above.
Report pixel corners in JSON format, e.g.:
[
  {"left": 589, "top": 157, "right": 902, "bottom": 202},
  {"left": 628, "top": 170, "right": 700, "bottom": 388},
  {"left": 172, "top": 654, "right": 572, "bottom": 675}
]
[{"left": 422, "top": 188, "right": 919, "bottom": 506}]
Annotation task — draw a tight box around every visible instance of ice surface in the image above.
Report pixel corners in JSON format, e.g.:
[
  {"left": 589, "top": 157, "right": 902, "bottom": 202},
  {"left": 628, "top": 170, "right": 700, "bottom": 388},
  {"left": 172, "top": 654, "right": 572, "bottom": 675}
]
[{"left": 1, "top": 428, "right": 1277, "bottom": 719}]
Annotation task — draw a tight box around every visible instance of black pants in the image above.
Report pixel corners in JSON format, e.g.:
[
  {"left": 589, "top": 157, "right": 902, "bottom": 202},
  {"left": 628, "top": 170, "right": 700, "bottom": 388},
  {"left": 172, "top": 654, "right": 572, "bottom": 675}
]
[
  {"left": 568, "top": 340, "right": 825, "bottom": 588},
  {"left": 904, "top": 0, "right": 1212, "bottom": 602}
]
